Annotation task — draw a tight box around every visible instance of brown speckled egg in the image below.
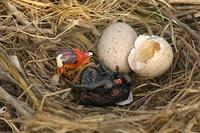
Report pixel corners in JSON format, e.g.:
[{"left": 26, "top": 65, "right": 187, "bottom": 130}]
[{"left": 97, "top": 22, "right": 137, "bottom": 73}]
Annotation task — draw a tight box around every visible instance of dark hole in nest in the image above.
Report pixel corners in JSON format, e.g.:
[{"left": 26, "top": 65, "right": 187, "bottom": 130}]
[
  {"left": 48, "top": 0, "right": 60, "bottom": 4},
  {"left": 48, "top": 0, "right": 89, "bottom": 5},
  {"left": 77, "top": 0, "right": 88, "bottom": 4},
  {"left": 0, "top": 105, "right": 19, "bottom": 131},
  {"left": 0, "top": 82, "right": 23, "bottom": 98},
  {"left": 38, "top": 20, "right": 52, "bottom": 29},
  {"left": 0, "top": 120, "right": 12, "bottom": 132}
]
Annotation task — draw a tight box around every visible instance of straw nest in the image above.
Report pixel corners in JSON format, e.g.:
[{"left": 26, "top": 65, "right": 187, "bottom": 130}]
[{"left": 0, "top": 0, "right": 200, "bottom": 132}]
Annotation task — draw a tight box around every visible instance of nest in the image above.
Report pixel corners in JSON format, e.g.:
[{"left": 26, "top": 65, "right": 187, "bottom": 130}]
[{"left": 0, "top": 0, "right": 200, "bottom": 132}]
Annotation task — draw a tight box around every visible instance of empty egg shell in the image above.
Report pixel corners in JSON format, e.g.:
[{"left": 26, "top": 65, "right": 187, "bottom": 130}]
[
  {"left": 98, "top": 22, "right": 138, "bottom": 73},
  {"left": 128, "top": 35, "right": 173, "bottom": 78}
]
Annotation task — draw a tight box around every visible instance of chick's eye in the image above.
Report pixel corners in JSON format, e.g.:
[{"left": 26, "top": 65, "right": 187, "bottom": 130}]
[{"left": 74, "top": 60, "right": 78, "bottom": 64}]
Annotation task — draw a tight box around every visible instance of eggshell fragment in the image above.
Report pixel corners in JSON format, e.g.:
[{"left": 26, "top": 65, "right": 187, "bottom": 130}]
[
  {"left": 128, "top": 35, "right": 173, "bottom": 78},
  {"left": 98, "top": 22, "right": 137, "bottom": 73},
  {"left": 116, "top": 91, "right": 133, "bottom": 106}
]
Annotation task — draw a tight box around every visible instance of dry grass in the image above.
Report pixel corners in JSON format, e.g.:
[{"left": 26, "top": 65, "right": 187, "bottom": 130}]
[{"left": 0, "top": 0, "right": 200, "bottom": 132}]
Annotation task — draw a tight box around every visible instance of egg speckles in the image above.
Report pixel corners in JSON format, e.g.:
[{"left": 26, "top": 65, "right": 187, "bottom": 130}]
[
  {"left": 128, "top": 35, "right": 173, "bottom": 78},
  {"left": 98, "top": 22, "right": 138, "bottom": 73}
]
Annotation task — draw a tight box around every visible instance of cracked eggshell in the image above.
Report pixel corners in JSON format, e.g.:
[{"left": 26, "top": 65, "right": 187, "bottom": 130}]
[
  {"left": 128, "top": 35, "right": 173, "bottom": 78},
  {"left": 97, "top": 22, "right": 138, "bottom": 73}
]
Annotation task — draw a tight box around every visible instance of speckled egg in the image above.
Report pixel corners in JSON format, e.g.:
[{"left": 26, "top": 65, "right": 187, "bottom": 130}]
[{"left": 97, "top": 22, "right": 138, "bottom": 73}]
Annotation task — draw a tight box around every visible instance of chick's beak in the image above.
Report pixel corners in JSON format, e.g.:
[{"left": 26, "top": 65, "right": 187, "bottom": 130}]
[{"left": 88, "top": 52, "right": 93, "bottom": 56}]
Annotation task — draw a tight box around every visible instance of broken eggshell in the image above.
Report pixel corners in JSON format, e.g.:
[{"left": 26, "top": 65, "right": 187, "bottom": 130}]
[
  {"left": 116, "top": 91, "right": 133, "bottom": 106},
  {"left": 98, "top": 22, "right": 138, "bottom": 73},
  {"left": 128, "top": 35, "right": 173, "bottom": 78}
]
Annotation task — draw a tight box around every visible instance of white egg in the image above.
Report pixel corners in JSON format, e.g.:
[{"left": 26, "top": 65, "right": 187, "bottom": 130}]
[
  {"left": 128, "top": 35, "right": 173, "bottom": 78},
  {"left": 98, "top": 22, "right": 138, "bottom": 72}
]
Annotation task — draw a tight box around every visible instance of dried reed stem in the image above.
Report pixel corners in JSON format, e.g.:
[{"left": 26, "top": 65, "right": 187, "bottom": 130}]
[
  {"left": 0, "top": 86, "right": 31, "bottom": 117},
  {"left": 0, "top": 49, "right": 39, "bottom": 108}
]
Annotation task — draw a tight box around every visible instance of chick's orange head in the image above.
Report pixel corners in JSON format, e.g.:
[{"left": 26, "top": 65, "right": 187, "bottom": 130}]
[
  {"left": 73, "top": 48, "right": 92, "bottom": 67},
  {"left": 56, "top": 48, "right": 92, "bottom": 75}
]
